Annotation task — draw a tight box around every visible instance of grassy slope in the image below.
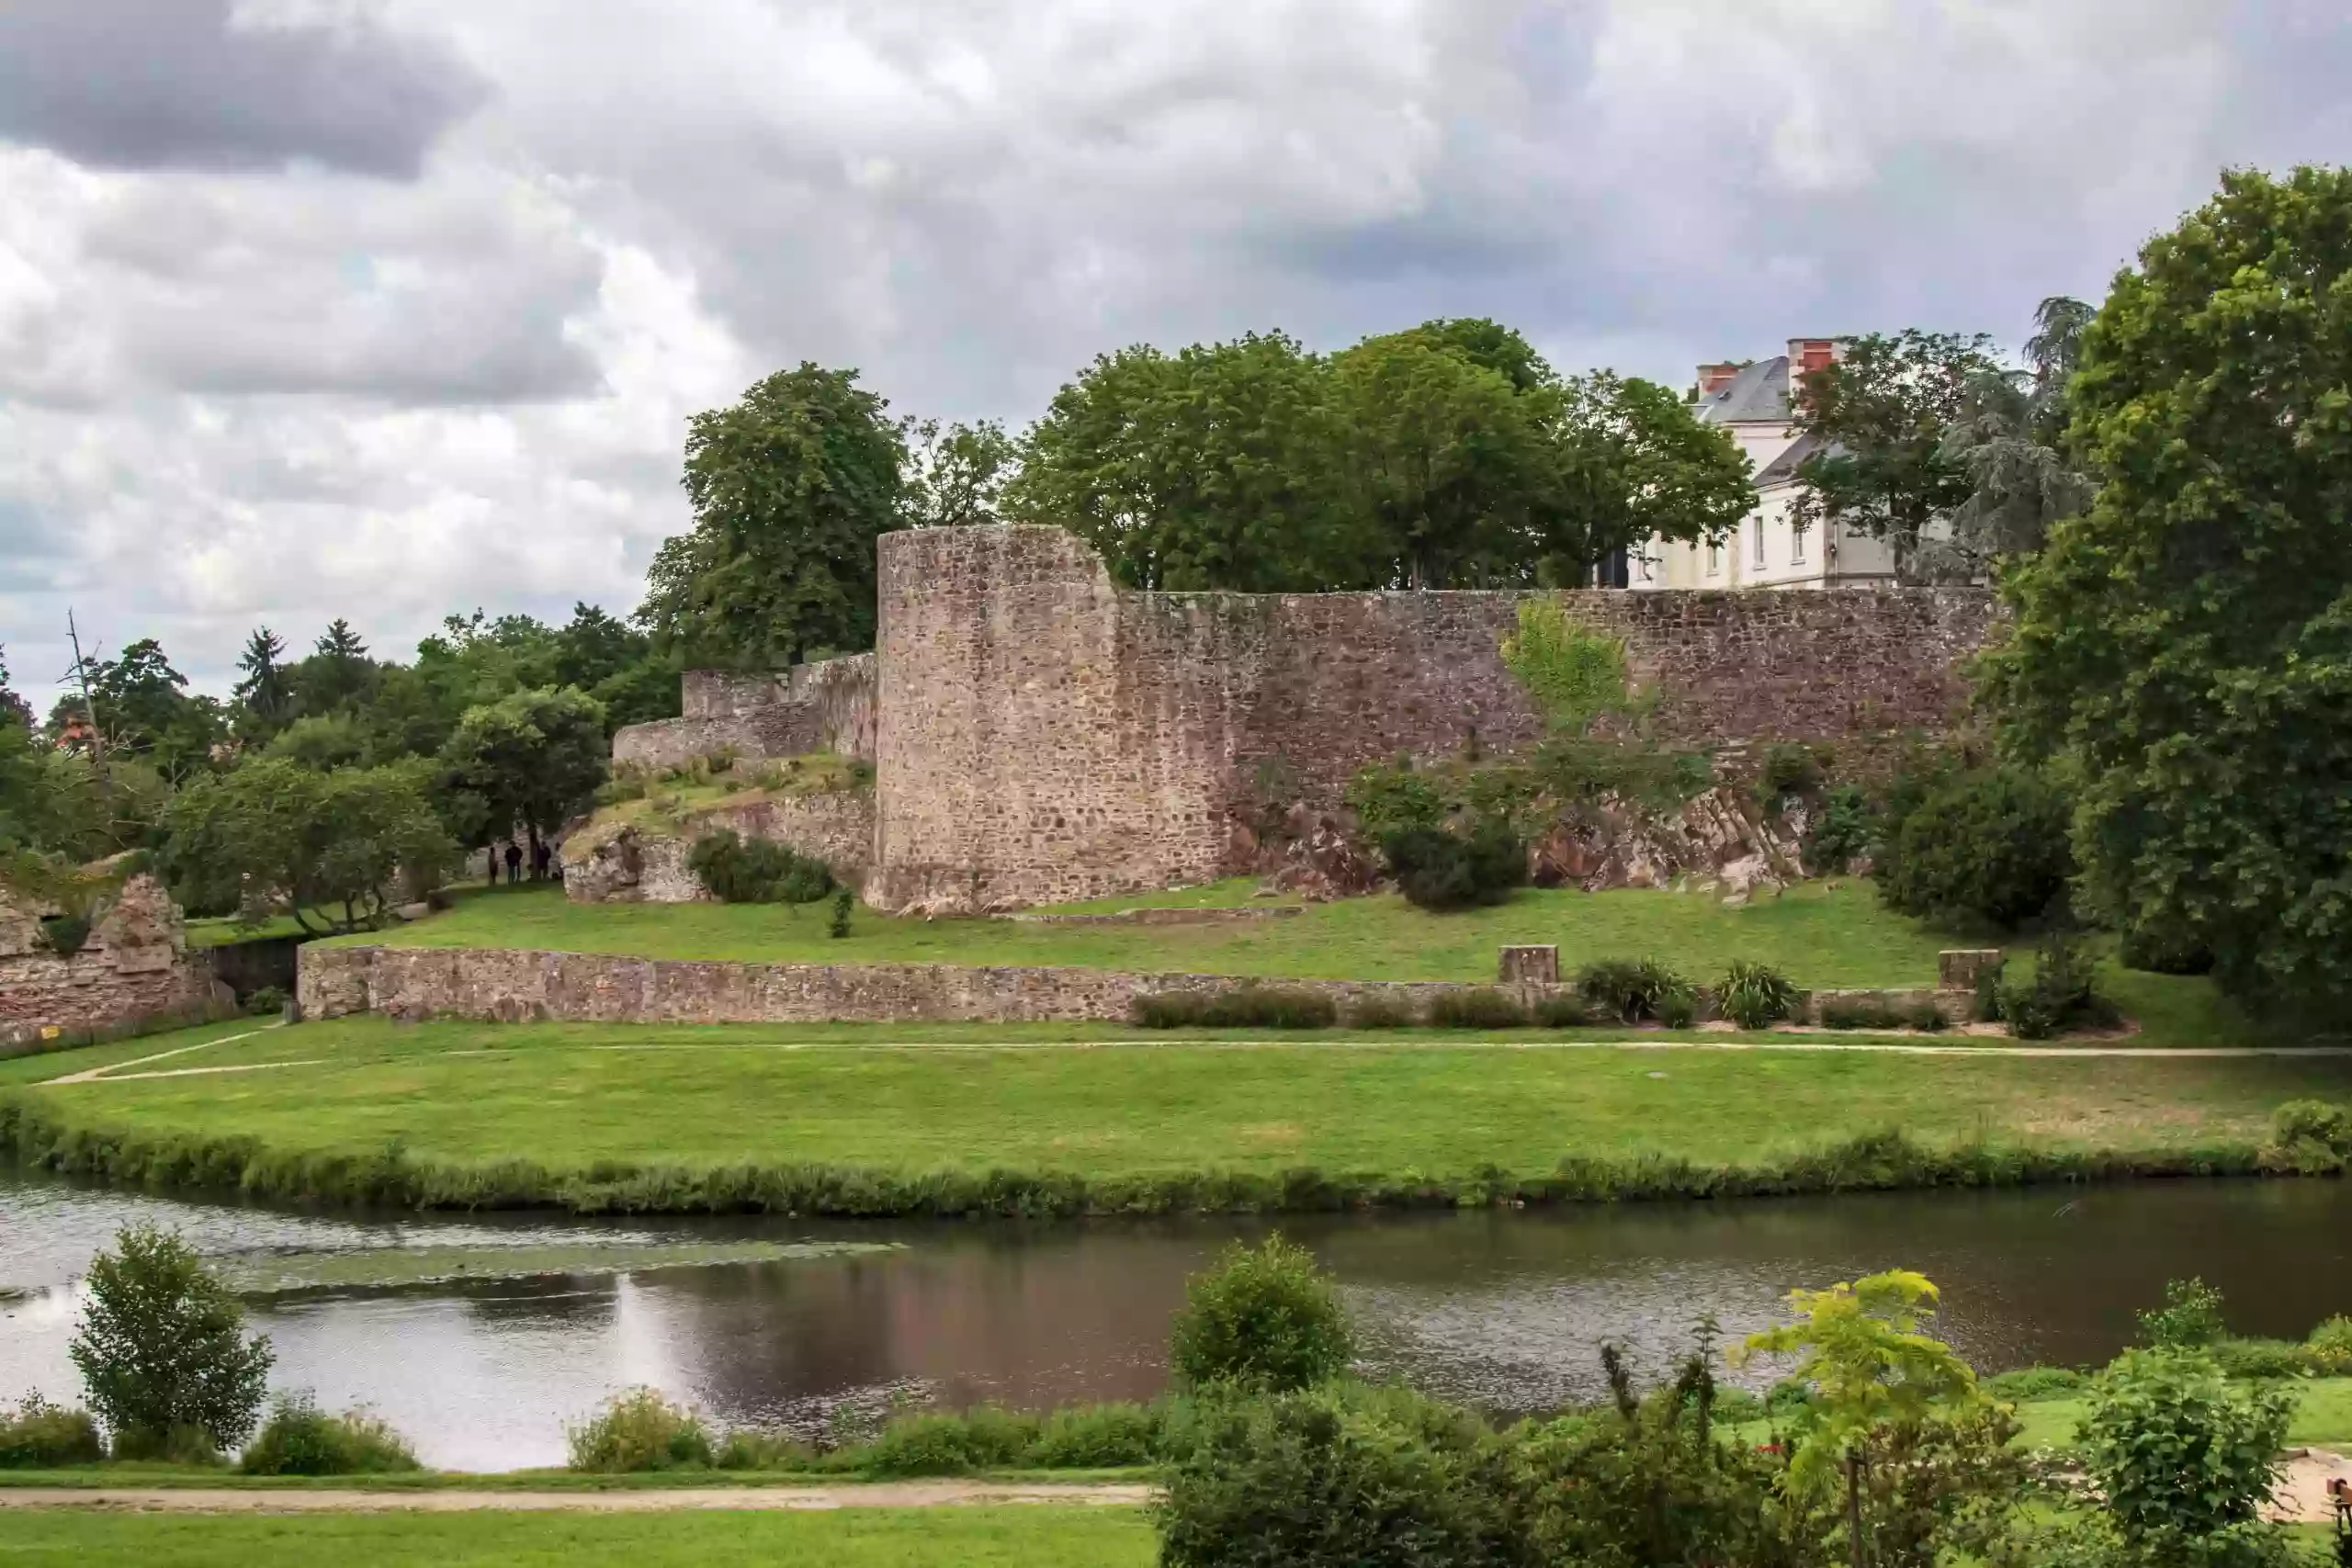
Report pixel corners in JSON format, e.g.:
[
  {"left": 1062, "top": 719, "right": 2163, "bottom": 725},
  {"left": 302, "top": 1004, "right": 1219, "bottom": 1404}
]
[
  {"left": 10, "top": 1017, "right": 2346, "bottom": 1195},
  {"left": 344, "top": 883, "right": 2260, "bottom": 1045},
  {"left": 2011, "top": 1376, "right": 2352, "bottom": 1450},
  {"left": 0, "top": 1506, "right": 1152, "bottom": 1567}
]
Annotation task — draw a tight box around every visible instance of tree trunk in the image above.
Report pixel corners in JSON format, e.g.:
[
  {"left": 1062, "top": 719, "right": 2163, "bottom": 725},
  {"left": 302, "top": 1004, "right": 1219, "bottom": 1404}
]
[{"left": 1846, "top": 1449, "right": 1866, "bottom": 1568}]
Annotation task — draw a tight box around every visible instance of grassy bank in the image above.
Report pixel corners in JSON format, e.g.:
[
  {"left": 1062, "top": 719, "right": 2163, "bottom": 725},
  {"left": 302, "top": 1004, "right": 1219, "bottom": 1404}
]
[
  {"left": 0, "top": 1505, "right": 1152, "bottom": 1567},
  {"left": 335, "top": 882, "right": 2261, "bottom": 1047},
  {"left": 5, "top": 1017, "right": 2345, "bottom": 1214}
]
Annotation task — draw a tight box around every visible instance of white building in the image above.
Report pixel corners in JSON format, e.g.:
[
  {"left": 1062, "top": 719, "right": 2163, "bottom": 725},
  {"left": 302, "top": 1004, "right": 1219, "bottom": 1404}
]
[{"left": 1629, "top": 337, "right": 1902, "bottom": 591}]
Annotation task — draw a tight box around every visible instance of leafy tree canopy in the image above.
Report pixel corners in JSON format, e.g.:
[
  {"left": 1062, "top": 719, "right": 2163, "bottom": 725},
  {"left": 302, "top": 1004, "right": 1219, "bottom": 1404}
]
[
  {"left": 1982, "top": 165, "right": 2352, "bottom": 1025},
  {"left": 437, "top": 685, "right": 609, "bottom": 851}
]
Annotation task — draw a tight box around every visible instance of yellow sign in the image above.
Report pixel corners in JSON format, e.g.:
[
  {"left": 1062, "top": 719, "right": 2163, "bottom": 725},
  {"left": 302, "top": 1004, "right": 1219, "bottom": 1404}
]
[{"left": 40, "top": 1025, "right": 61, "bottom": 1040}]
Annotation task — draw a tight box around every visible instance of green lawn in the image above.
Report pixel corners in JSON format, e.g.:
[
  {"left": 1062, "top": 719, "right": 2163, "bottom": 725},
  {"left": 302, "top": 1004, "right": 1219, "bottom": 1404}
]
[
  {"left": 341, "top": 882, "right": 2262, "bottom": 1045},
  {"left": 2011, "top": 1376, "right": 2352, "bottom": 1450},
  {"left": 0, "top": 1505, "right": 1152, "bottom": 1567},
  {"left": 6, "top": 1017, "right": 2345, "bottom": 1213}
]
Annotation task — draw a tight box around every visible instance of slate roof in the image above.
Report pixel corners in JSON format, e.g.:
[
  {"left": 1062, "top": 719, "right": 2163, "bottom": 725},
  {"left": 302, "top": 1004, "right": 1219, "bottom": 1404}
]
[
  {"left": 1694, "top": 355, "right": 1792, "bottom": 425},
  {"left": 1754, "top": 429, "right": 1824, "bottom": 487}
]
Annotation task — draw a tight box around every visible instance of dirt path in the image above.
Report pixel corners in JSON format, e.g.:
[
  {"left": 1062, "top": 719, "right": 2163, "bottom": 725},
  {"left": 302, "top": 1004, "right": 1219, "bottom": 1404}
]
[
  {"left": 2273, "top": 1448, "right": 2352, "bottom": 1524},
  {"left": 0, "top": 1479, "right": 1156, "bottom": 1513},
  {"left": 41, "top": 1024, "right": 283, "bottom": 1086}
]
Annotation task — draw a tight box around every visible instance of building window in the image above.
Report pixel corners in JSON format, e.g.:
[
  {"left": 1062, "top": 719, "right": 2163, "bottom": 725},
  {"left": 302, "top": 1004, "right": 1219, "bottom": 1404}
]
[
  {"left": 1752, "top": 518, "right": 1767, "bottom": 568},
  {"left": 1704, "top": 538, "right": 1722, "bottom": 577},
  {"left": 1791, "top": 519, "right": 1807, "bottom": 564}
]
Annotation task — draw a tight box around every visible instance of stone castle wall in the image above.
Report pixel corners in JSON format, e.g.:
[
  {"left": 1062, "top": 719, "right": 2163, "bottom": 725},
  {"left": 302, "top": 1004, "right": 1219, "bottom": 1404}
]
[
  {"left": 869, "top": 526, "right": 1996, "bottom": 912},
  {"left": 613, "top": 654, "right": 877, "bottom": 773},
  {"left": 0, "top": 874, "right": 224, "bottom": 1037}
]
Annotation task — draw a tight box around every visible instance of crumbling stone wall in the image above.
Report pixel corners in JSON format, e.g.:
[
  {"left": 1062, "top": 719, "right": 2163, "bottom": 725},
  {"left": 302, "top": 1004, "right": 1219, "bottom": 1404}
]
[
  {"left": 613, "top": 654, "right": 877, "bottom": 773},
  {"left": 563, "top": 790, "right": 876, "bottom": 904},
  {"left": 0, "top": 874, "right": 221, "bottom": 1035},
  {"left": 870, "top": 525, "right": 1996, "bottom": 913}
]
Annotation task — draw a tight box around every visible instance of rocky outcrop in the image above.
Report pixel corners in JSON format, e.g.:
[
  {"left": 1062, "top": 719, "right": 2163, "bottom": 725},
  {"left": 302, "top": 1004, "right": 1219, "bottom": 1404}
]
[
  {"left": 563, "top": 790, "right": 876, "bottom": 904},
  {"left": 1527, "top": 787, "right": 1807, "bottom": 904}
]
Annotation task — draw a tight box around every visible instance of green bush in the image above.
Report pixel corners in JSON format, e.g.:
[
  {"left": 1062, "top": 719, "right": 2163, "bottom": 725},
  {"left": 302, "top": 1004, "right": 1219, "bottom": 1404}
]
[
  {"left": 1575, "top": 958, "right": 1692, "bottom": 1025},
  {"left": 1984, "top": 1365, "right": 2085, "bottom": 1402},
  {"left": 243, "top": 986, "right": 287, "bottom": 1017},
  {"left": 2075, "top": 1348, "right": 2293, "bottom": 1551},
  {"left": 826, "top": 888, "right": 854, "bottom": 938},
  {"left": 1379, "top": 818, "right": 1527, "bottom": 911},
  {"left": 2208, "top": 1337, "right": 2309, "bottom": 1382},
  {"left": 1655, "top": 989, "right": 1698, "bottom": 1030},
  {"left": 2120, "top": 921, "right": 2215, "bottom": 976},
  {"left": 1028, "top": 1402, "right": 1165, "bottom": 1469},
  {"left": 685, "top": 829, "right": 835, "bottom": 906},
  {"left": 566, "top": 1386, "right": 714, "bottom": 1472},
  {"left": 40, "top": 915, "right": 93, "bottom": 958},
  {"left": 1816, "top": 997, "right": 1947, "bottom": 1032},
  {"left": 107, "top": 1423, "right": 223, "bottom": 1464},
  {"left": 1875, "top": 766, "right": 2072, "bottom": 929},
  {"left": 1133, "top": 987, "right": 1338, "bottom": 1031},
  {"left": 2138, "top": 1278, "right": 2228, "bottom": 1350},
  {"left": 1531, "top": 995, "right": 1589, "bottom": 1029},
  {"left": 1804, "top": 783, "right": 1872, "bottom": 873},
  {"left": 1758, "top": 742, "right": 1826, "bottom": 801},
  {"left": 1157, "top": 1384, "right": 1523, "bottom": 1568},
  {"left": 1997, "top": 931, "right": 2120, "bottom": 1040},
  {"left": 710, "top": 1427, "right": 814, "bottom": 1470},
  {"left": 1715, "top": 960, "right": 1798, "bottom": 1031},
  {"left": 68, "top": 1224, "right": 273, "bottom": 1454},
  {"left": 1169, "top": 1236, "right": 1354, "bottom": 1394},
  {"left": 2304, "top": 1315, "right": 2352, "bottom": 1376},
  {"left": 2272, "top": 1099, "right": 2350, "bottom": 1152},
  {"left": 238, "top": 1394, "right": 418, "bottom": 1475},
  {"left": 1426, "top": 989, "right": 1528, "bottom": 1030},
  {"left": 1344, "top": 997, "right": 1418, "bottom": 1030},
  {"left": 0, "top": 1393, "right": 104, "bottom": 1468},
  {"left": 857, "top": 1406, "right": 1039, "bottom": 1476}
]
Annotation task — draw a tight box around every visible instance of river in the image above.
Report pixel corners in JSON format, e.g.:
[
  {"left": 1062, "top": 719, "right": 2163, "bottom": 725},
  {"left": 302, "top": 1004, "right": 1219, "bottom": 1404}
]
[{"left": 3, "top": 1172, "right": 2346, "bottom": 1471}]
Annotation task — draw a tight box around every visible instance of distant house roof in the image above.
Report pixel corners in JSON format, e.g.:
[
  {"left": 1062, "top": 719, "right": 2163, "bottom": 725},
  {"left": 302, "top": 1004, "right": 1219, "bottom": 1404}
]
[
  {"left": 1694, "top": 355, "right": 1791, "bottom": 425},
  {"left": 1755, "top": 429, "right": 1824, "bottom": 487}
]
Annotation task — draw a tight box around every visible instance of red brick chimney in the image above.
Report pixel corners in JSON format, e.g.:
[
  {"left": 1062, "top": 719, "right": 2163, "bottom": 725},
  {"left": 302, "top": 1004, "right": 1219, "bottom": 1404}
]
[{"left": 1696, "top": 362, "right": 1744, "bottom": 398}]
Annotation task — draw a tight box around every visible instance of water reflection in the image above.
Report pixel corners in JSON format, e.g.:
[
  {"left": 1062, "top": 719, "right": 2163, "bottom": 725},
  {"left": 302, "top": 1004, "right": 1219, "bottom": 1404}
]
[{"left": 4, "top": 1173, "right": 2346, "bottom": 1472}]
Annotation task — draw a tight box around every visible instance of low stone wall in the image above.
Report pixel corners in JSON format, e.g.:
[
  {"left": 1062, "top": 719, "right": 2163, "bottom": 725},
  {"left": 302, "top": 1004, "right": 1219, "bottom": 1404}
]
[
  {"left": 0, "top": 874, "right": 225, "bottom": 1036},
  {"left": 563, "top": 791, "right": 876, "bottom": 904}
]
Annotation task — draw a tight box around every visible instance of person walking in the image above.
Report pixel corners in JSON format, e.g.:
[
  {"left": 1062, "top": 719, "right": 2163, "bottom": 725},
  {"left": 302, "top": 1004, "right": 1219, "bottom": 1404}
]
[
  {"left": 487, "top": 840, "right": 502, "bottom": 886},
  {"left": 503, "top": 840, "right": 524, "bottom": 885}
]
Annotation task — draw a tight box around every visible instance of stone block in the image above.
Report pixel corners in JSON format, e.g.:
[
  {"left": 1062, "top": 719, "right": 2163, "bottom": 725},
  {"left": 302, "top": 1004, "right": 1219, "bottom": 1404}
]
[
  {"left": 1498, "top": 945, "right": 1561, "bottom": 984},
  {"left": 1937, "top": 949, "right": 2005, "bottom": 993}
]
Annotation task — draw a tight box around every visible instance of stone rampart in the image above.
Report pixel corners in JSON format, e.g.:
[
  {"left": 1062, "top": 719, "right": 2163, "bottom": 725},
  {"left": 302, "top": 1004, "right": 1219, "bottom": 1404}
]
[
  {"left": 613, "top": 654, "right": 876, "bottom": 773},
  {"left": 871, "top": 525, "right": 1995, "bottom": 912},
  {"left": 0, "top": 874, "right": 224, "bottom": 1036}
]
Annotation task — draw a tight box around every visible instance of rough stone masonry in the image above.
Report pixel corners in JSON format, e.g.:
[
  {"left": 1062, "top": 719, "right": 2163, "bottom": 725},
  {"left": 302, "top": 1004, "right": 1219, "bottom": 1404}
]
[{"left": 605, "top": 525, "right": 1996, "bottom": 915}]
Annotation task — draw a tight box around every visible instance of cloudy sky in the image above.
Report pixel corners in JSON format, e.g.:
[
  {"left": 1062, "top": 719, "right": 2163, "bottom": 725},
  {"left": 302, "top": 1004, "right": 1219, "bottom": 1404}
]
[{"left": 2, "top": 0, "right": 2346, "bottom": 710}]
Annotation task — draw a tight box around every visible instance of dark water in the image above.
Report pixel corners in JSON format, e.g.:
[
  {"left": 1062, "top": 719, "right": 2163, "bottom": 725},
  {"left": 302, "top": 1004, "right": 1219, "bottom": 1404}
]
[{"left": 4, "top": 1173, "right": 2346, "bottom": 1471}]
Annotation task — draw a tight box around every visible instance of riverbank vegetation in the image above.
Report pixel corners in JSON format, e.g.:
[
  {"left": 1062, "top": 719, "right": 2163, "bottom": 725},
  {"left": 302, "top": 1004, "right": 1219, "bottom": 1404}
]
[{"left": 5, "top": 1017, "right": 2348, "bottom": 1215}]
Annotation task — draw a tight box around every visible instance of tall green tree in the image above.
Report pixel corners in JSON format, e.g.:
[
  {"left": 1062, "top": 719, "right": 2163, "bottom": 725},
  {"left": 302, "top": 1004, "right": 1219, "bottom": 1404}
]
[
  {"left": 1553, "top": 371, "right": 1753, "bottom": 582},
  {"left": 0, "top": 645, "right": 31, "bottom": 729},
  {"left": 294, "top": 618, "right": 376, "bottom": 714},
  {"left": 1791, "top": 330, "right": 2007, "bottom": 574},
  {"left": 67, "top": 639, "right": 223, "bottom": 783},
  {"left": 69, "top": 1225, "right": 274, "bottom": 1454},
  {"left": 163, "top": 757, "right": 453, "bottom": 933},
  {"left": 1005, "top": 333, "right": 1373, "bottom": 591},
  {"left": 901, "top": 417, "right": 1018, "bottom": 528},
  {"left": 437, "top": 686, "right": 608, "bottom": 866},
  {"left": 643, "top": 363, "right": 908, "bottom": 665},
  {"left": 1983, "top": 166, "right": 2352, "bottom": 1025},
  {"left": 232, "top": 627, "right": 293, "bottom": 736}
]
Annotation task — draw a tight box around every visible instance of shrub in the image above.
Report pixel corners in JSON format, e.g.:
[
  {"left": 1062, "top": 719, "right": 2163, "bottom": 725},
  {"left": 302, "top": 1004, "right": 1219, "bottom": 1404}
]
[
  {"left": 1816, "top": 997, "right": 1947, "bottom": 1032},
  {"left": 1028, "top": 1402, "right": 1164, "bottom": 1470},
  {"left": 1716, "top": 961, "right": 1798, "bottom": 1031},
  {"left": 2209, "top": 1337, "right": 2309, "bottom": 1382},
  {"left": 2075, "top": 1348, "right": 2292, "bottom": 1551},
  {"left": 710, "top": 1427, "right": 813, "bottom": 1470},
  {"left": 0, "top": 1393, "right": 105, "bottom": 1468},
  {"left": 2121, "top": 921, "right": 2215, "bottom": 976},
  {"left": 2138, "top": 1278, "right": 2228, "bottom": 1350},
  {"left": 827, "top": 888, "right": 854, "bottom": 939},
  {"left": 1575, "top": 958, "right": 1692, "bottom": 1025},
  {"left": 685, "top": 829, "right": 834, "bottom": 906},
  {"left": 1804, "top": 784, "right": 1872, "bottom": 873},
  {"left": 2304, "top": 1315, "right": 2352, "bottom": 1376},
  {"left": 1532, "top": 994, "right": 1589, "bottom": 1029},
  {"left": 566, "top": 1386, "right": 714, "bottom": 1472},
  {"left": 1984, "top": 1365, "right": 2085, "bottom": 1402},
  {"left": 1758, "top": 741, "right": 1826, "bottom": 802},
  {"left": 68, "top": 1225, "right": 273, "bottom": 1454},
  {"left": 243, "top": 986, "right": 287, "bottom": 1017},
  {"left": 1426, "top": 989, "right": 1528, "bottom": 1030},
  {"left": 41, "top": 915, "right": 92, "bottom": 958},
  {"left": 1133, "top": 987, "right": 1338, "bottom": 1031},
  {"left": 858, "top": 1406, "right": 1039, "bottom": 1476},
  {"left": 1379, "top": 818, "right": 1527, "bottom": 911},
  {"left": 1654, "top": 989, "right": 1698, "bottom": 1030},
  {"left": 1169, "top": 1236, "right": 1354, "bottom": 1394},
  {"left": 1875, "top": 766, "right": 2072, "bottom": 929},
  {"left": 107, "top": 1424, "right": 223, "bottom": 1464},
  {"left": 239, "top": 1393, "right": 418, "bottom": 1475},
  {"left": 1158, "top": 1384, "right": 1522, "bottom": 1568},
  {"left": 1345, "top": 996, "right": 1418, "bottom": 1030},
  {"left": 2272, "top": 1099, "right": 2350, "bottom": 1152},
  {"left": 1996, "top": 931, "right": 2120, "bottom": 1040}
]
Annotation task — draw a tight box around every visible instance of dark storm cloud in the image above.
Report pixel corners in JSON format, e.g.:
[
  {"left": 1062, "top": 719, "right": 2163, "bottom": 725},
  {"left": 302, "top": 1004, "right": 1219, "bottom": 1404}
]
[{"left": 0, "top": 0, "right": 488, "bottom": 177}]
